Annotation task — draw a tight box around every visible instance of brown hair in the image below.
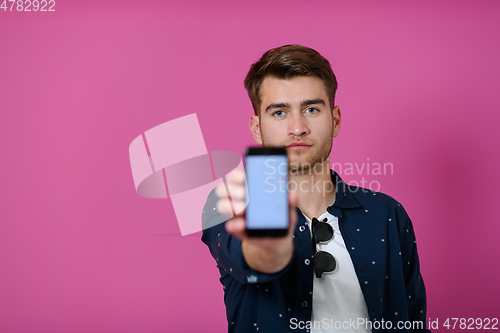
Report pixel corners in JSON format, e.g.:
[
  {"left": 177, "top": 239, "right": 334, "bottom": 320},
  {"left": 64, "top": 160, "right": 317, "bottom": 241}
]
[{"left": 244, "top": 44, "right": 338, "bottom": 116}]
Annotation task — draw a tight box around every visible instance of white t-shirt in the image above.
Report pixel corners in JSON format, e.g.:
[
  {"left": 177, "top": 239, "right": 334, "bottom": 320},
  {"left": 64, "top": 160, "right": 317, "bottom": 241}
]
[{"left": 302, "top": 211, "right": 372, "bottom": 333}]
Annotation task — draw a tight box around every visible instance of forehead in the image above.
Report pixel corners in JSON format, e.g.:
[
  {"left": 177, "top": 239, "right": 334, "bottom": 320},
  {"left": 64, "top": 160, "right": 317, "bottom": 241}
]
[{"left": 259, "top": 76, "right": 329, "bottom": 107}]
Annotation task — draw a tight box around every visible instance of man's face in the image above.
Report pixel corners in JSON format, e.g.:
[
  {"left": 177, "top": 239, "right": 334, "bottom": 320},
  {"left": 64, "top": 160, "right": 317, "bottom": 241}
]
[{"left": 249, "top": 76, "right": 341, "bottom": 174}]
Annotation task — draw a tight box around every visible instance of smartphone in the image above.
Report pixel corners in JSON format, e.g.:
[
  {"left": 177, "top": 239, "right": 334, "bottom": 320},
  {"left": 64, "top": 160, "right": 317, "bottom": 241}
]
[{"left": 244, "top": 147, "right": 289, "bottom": 237}]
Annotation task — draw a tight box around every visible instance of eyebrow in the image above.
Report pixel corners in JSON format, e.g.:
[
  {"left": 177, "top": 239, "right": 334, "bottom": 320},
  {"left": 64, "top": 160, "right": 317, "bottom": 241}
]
[{"left": 264, "top": 98, "right": 326, "bottom": 113}]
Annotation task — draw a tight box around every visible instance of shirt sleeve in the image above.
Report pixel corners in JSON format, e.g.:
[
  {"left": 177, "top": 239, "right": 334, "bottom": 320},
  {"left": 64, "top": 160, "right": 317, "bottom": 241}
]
[
  {"left": 201, "top": 188, "right": 294, "bottom": 285},
  {"left": 396, "top": 203, "right": 431, "bottom": 332}
]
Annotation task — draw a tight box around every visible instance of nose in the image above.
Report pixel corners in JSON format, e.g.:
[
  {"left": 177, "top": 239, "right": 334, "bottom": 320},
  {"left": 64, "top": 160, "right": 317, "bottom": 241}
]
[{"left": 288, "top": 111, "right": 310, "bottom": 137}]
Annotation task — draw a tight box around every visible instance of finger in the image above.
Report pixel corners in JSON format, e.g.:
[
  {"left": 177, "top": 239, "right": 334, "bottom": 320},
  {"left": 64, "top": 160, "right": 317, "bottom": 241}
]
[
  {"left": 225, "top": 217, "right": 247, "bottom": 241},
  {"left": 216, "top": 198, "right": 247, "bottom": 218},
  {"left": 224, "top": 183, "right": 246, "bottom": 201},
  {"left": 214, "top": 182, "right": 228, "bottom": 198},
  {"left": 232, "top": 200, "right": 247, "bottom": 217},
  {"left": 215, "top": 176, "right": 246, "bottom": 200},
  {"left": 226, "top": 168, "right": 246, "bottom": 185},
  {"left": 216, "top": 198, "right": 233, "bottom": 217}
]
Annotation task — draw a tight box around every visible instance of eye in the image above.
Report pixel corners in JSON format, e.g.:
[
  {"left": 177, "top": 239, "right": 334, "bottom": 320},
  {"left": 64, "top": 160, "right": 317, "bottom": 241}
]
[
  {"left": 305, "top": 107, "right": 319, "bottom": 114},
  {"left": 272, "top": 110, "right": 286, "bottom": 118}
]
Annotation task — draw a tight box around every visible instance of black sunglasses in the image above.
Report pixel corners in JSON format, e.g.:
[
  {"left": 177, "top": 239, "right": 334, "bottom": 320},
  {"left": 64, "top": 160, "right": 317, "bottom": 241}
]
[{"left": 312, "top": 217, "right": 337, "bottom": 278}]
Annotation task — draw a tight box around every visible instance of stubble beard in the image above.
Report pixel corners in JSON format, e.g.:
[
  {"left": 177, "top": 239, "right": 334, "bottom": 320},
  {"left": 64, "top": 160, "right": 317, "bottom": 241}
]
[{"left": 261, "top": 134, "right": 333, "bottom": 176}]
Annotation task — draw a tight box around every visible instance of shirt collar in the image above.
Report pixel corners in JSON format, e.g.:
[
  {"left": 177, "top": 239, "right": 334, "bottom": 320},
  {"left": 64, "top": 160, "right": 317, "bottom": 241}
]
[{"left": 329, "top": 169, "right": 360, "bottom": 209}]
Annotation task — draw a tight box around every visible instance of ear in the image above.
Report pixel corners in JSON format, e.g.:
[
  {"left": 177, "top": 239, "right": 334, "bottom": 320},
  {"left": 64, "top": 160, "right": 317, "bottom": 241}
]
[
  {"left": 332, "top": 106, "right": 341, "bottom": 138},
  {"left": 249, "top": 114, "right": 263, "bottom": 145}
]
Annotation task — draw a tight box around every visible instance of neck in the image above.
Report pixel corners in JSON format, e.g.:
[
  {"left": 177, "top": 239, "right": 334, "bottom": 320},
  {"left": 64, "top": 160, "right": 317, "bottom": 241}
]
[{"left": 289, "top": 157, "right": 336, "bottom": 220}]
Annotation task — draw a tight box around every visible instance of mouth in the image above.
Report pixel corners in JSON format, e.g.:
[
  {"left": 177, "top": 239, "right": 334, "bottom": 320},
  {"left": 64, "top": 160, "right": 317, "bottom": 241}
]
[{"left": 286, "top": 142, "right": 312, "bottom": 150}]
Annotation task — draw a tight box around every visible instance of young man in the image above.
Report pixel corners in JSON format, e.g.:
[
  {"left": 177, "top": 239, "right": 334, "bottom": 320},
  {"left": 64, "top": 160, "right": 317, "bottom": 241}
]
[{"left": 201, "top": 45, "right": 430, "bottom": 333}]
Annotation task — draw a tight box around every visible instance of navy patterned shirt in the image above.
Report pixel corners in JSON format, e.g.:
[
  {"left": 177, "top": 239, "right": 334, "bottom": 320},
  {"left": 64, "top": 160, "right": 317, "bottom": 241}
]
[{"left": 201, "top": 170, "right": 430, "bottom": 332}]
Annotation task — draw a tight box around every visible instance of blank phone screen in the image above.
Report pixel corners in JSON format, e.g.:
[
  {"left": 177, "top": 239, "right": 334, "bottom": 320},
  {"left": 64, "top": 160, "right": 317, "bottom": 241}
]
[{"left": 245, "top": 155, "right": 289, "bottom": 230}]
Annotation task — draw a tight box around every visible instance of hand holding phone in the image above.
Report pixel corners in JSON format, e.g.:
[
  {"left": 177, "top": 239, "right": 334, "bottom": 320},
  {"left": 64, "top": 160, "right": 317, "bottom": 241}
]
[
  {"left": 214, "top": 147, "right": 298, "bottom": 273},
  {"left": 245, "top": 147, "right": 289, "bottom": 237}
]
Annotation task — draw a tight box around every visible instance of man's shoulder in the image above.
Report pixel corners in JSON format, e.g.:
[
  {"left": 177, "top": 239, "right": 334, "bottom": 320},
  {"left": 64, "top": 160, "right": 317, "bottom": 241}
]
[
  {"left": 342, "top": 183, "right": 412, "bottom": 236},
  {"left": 346, "top": 182, "right": 405, "bottom": 211}
]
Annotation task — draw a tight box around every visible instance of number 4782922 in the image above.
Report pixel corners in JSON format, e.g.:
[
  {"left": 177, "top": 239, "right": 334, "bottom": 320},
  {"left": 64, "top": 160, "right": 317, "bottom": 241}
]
[{"left": 1, "top": 0, "right": 56, "bottom": 11}]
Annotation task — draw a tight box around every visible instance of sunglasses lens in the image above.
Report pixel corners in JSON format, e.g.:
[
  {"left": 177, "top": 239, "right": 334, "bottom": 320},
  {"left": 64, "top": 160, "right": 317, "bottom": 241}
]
[
  {"left": 313, "top": 221, "right": 333, "bottom": 243},
  {"left": 314, "top": 251, "right": 337, "bottom": 278}
]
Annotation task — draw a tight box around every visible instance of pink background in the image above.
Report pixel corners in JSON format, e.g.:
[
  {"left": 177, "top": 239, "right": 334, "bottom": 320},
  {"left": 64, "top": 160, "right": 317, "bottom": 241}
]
[{"left": 1, "top": 1, "right": 499, "bottom": 332}]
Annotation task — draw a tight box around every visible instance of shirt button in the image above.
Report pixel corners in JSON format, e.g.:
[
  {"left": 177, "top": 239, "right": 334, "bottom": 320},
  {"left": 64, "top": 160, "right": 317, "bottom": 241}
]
[
  {"left": 304, "top": 259, "right": 310, "bottom": 265},
  {"left": 299, "top": 225, "right": 306, "bottom": 232},
  {"left": 302, "top": 301, "right": 308, "bottom": 307}
]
